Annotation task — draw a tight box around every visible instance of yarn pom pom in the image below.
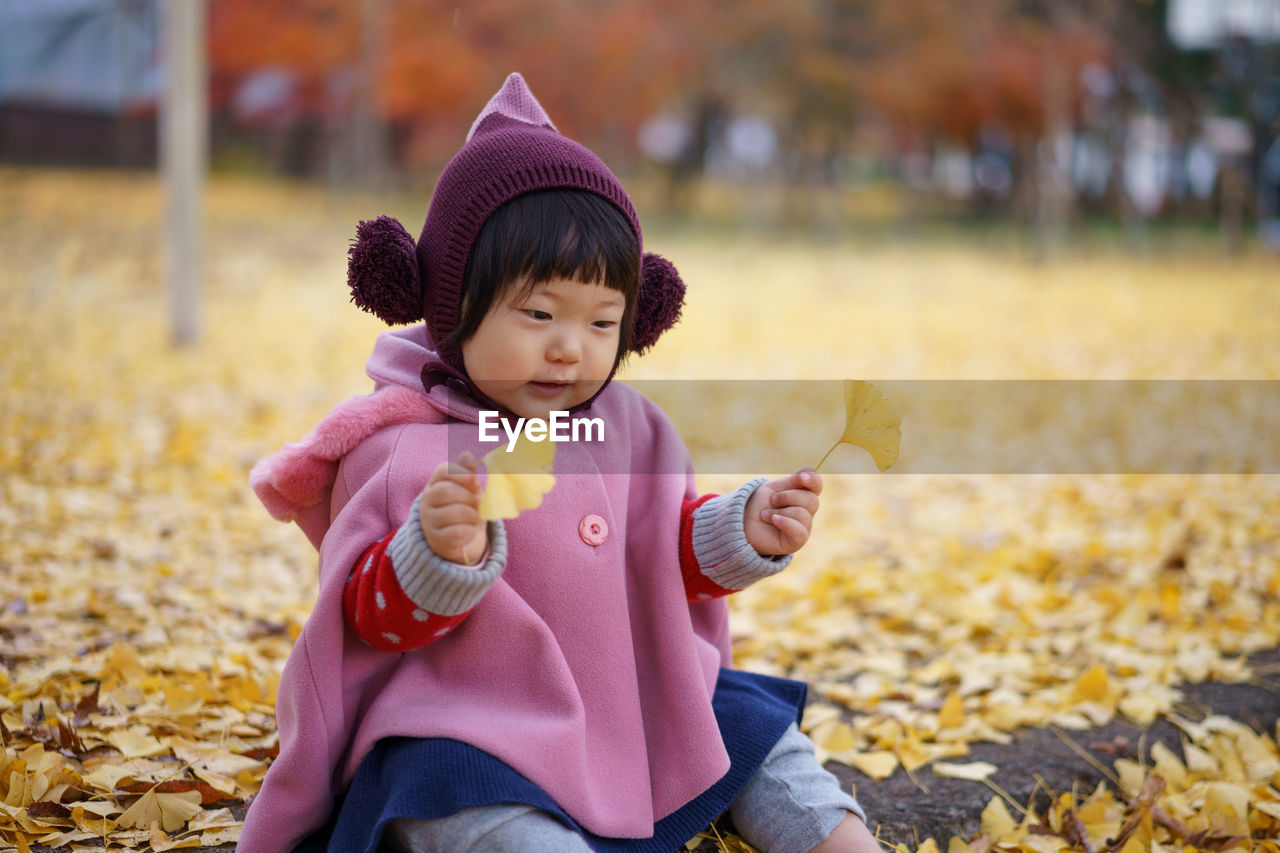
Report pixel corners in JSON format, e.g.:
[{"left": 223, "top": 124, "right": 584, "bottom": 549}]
[
  {"left": 631, "top": 253, "right": 685, "bottom": 354},
  {"left": 347, "top": 215, "right": 423, "bottom": 325}
]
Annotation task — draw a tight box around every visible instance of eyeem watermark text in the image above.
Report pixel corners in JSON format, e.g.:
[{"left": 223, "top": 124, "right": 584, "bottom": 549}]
[{"left": 478, "top": 410, "right": 605, "bottom": 452}]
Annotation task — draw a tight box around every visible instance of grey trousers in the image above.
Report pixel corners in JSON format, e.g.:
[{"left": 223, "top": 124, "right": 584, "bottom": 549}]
[{"left": 385, "top": 723, "right": 865, "bottom": 853}]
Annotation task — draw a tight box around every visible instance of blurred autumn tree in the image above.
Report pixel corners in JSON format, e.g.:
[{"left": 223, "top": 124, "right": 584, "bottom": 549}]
[
  {"left": 209, "top": 0, "right": 710, "bottom": 180},
  {"left": 211, "top": 0, "right": 1107, "bottom": 176},
  {"left": 213, "top": 0, "right": 1233, "bottom": 238}
]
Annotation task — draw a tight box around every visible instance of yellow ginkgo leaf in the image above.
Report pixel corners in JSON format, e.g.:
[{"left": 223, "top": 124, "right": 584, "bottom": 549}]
[
  {"left": 811, "top": 719, "right": 858, "bottom": 754},
  {"left": 932, "top": 760, "right": 998, "bottom": 781},
  {"left": 1071, "top": 665, "right": 1110, "bottom": 703},
  {"left": 149, "top": 826, "right": 203, "bottom": 850},
  {"left": 815, "top": 380, "right": 901, "bottom": 472},
  {"left": 477, "top": 439, "right": 557, "bottom": 521},
  {"left": 116, "top": 788, "right": 203, "bottom": 833},
  {"left": 846, "top": 750, "right": 899, "bottom": 780},
  {"left": 107, "top": 726, "right": 168, "bottom": 759},
  {"left": 979, "top": 795, "right": 1018, "bottom": 838},
  {"left": 937, "top": 690, "right": 965, "bottom": 730}
]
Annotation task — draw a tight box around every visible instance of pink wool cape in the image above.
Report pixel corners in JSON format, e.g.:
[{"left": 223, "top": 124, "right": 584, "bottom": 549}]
[{"left": 242, "top": 325, "right": 734, "bottom": 852}]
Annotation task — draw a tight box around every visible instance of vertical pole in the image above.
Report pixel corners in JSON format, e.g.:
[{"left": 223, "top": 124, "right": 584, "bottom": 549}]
[
  {"left": 1036, "top": 5, "right": 1072, "bottom": 261},
  {"left": 354, "top": 0, "right": 390, "bottom": 190},
  {"left": 162, "top": 0, "right": 207, "bottom": 346}
]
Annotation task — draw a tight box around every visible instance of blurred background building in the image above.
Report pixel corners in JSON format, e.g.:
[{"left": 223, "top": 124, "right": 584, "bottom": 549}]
[
  {"left": 0, "top": 0, "right": 159, "bottom": 166},
  {"left": 2, "top": 0, "right": 1278, "bottom": 249}
]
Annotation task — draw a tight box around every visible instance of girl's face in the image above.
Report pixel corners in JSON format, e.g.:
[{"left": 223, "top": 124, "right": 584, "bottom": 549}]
[{"left": 462, "top": 277, "right": 625, "bottom": 419}]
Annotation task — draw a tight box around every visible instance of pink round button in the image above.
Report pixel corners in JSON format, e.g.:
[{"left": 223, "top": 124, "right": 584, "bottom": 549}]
[{"left": 579, "top": 514, "right": 608, "bottom": 546}]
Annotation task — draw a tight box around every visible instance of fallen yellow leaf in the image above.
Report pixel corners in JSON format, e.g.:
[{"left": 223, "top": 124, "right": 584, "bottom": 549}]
[
  {"left": 107, "top": 726, "right": 168, "bottom": 759},
  {"left": 980, "top": 795, "right": 1018, "bottom": 838},
  {"left": 1116, "top": 692, "right": 1161, "bottom": 726},
  {"left": 1071, "top": 666, "right": 1110, "bottom": 704},
  {"left": 149, "top": 825, "right": 202, "bottom": 850},
  {"left": 847, "top": 750, "right": 899, "bottom": 780},
  {"left": 1114, "top": 759, "right": 1146, "bottom": 797},
  {"left": 1150, "top": 741, "right": 1188, "bottom": 789},
  {"left": 895, "top": 731, "right": 932, "bottom": 772},
  {"left": 201, "top": 825, "right": 244, "bottom": 845},
  {"left": 1201, "top": 781, "right": 1250, "bottom": 821},
  {"left": 937, "top": 690, "right": 964, "bottom": 730},
  {"left": 115, "top": 789, "right": 203, "bottom": 833},
  {"left": 932, "top": 760, "right": 998, "bottom": 781},
  {"left": 812, "top": 720, "right": 858, "bottom": 753}
]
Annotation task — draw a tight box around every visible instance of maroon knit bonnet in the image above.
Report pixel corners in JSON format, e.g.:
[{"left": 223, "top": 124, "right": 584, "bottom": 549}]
[{"left": 346, "top": 73, "right": 685, "bottom": 401}]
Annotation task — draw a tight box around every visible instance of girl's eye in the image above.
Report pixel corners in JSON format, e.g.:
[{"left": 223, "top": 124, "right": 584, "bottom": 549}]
[
  {"left": 524, "top": 309, "right": 552, "bottom": 321},
  {"left": 592, "top": 320, "right": 617, "bottom": 329}
]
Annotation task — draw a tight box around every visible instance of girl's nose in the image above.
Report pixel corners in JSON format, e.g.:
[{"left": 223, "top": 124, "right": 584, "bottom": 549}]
[{"left": 547, "top": 328, "right": 582, "bottom": 363}]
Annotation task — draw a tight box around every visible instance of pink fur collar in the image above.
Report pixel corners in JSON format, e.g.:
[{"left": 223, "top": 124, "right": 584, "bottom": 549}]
[{"left": 250, "top": 386, "right": 437, "bottom": 545}]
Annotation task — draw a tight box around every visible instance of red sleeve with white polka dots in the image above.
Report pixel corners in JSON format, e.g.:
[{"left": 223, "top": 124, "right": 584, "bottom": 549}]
[{"left": 342, "top": 533, "right": 471, "bottom": 652}]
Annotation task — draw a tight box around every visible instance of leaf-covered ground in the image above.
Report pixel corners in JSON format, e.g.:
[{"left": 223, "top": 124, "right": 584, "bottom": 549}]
[{"left": 2, "top": 170, "right": 1279, "bottom": 851}]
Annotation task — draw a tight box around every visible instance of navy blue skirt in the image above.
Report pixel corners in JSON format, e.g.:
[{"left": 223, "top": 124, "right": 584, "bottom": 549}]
[{"left": 297, "top": 668, "right": 807, "bottom": 853}]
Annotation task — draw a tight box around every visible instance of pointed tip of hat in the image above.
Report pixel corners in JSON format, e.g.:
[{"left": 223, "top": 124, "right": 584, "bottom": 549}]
[{"left": 467, "top": 72, "right": 558, "bottom": 141}]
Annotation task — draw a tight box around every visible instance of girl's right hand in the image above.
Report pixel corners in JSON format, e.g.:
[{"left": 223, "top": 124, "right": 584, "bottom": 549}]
[{"left": 419, "top": 451, "right": 488, "bottom": 565}]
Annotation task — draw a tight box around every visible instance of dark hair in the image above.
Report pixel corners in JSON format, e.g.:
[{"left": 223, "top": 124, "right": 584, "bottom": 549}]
[{"left": 443, "top": 189, "right": 642, "bottom": 356}]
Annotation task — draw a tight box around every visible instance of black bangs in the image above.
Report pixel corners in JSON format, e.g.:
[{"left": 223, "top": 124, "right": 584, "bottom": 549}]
[{"left": 445, "top": 189, "right": 641, "bottom": 354}]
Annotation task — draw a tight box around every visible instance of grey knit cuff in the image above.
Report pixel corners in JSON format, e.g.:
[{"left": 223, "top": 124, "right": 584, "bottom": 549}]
[
  {"left": 387, "top": 493, "right": 507, "bottom": 616},
  {"left": 691, "top": 477, "right": 792, "bottom": 591}
]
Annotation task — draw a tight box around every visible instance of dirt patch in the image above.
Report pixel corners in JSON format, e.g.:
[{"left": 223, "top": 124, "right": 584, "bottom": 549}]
[
  {"left": 814, "top": 649, "right": 1278, "bottom": 847},
  {"left": 689, "top": 649, "right": 1280, "bottom": 850}
]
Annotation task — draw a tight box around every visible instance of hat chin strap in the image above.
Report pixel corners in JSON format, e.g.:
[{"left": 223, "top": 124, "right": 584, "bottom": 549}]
[{"left": 420, "top": 348, "right": 622, "bottom": 420}]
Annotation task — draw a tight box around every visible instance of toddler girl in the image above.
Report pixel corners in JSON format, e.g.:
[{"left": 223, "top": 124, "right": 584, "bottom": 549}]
[{"left": 246, "top": 73, "right": 878, "bottom": 853}]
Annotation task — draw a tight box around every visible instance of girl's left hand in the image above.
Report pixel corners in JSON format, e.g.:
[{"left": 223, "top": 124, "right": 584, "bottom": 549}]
[{"left": 743, "top": 467, "right": 822, "bottom": 556}]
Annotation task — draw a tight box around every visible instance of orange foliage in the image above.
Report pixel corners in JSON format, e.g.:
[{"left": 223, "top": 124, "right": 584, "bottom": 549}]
[
  {"left": 208, "top": 0, "right": 1114, "bottom": 164},
  {"left": 210, "top": 0, "right": 360, "bottom": 113},
  {"left": 210, "top": 0, "right": 709, "bottom": 162},
  {"left": 859, "top": 2, "right": 1111, "bottom": 142}
]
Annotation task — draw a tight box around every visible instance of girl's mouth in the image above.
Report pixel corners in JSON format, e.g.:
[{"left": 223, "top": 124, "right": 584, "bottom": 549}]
[{"left": 527, "top": 381, "right": 571, "bottom": 398}]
